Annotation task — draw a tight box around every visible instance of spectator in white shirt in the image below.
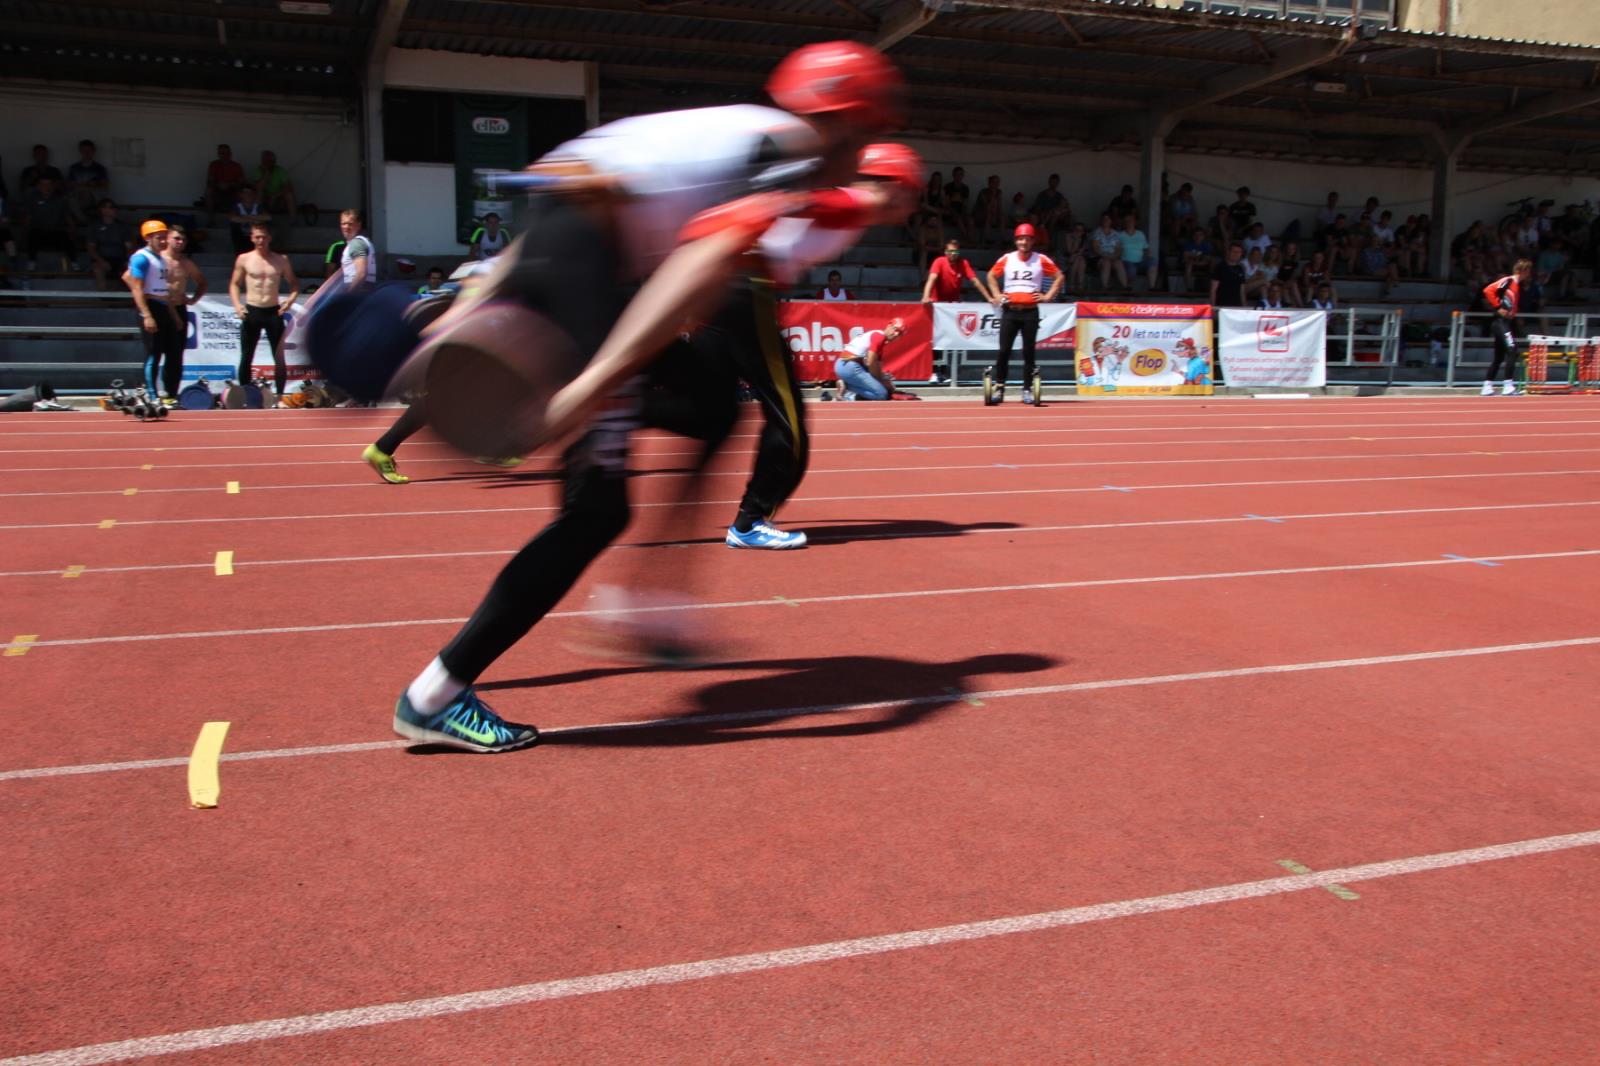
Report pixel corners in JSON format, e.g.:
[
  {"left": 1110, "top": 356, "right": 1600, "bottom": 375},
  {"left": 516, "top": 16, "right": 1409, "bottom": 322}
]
[
  {"left": 818, "top": 269, "right": 851, "bottom": 301},
  {"left": 1241, "top": 222, "right": 1273, "bottom": 256},
  {"left": 1372, "top": 210, "right": 1397, "bottom": 247},
  {"left": 1091, "top": 213, "right": 1124, "bottom": 290}
]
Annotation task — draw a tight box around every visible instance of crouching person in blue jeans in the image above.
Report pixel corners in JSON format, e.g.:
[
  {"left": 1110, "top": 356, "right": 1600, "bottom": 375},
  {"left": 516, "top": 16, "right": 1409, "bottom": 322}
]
[{"left": 833, "top": 316, "right": 904, "bottom": 400}]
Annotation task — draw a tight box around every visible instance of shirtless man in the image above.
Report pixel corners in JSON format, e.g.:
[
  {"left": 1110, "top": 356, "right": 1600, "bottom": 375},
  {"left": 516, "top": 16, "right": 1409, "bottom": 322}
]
[
  {"left": 158, "top": 224, "right": 206, "bottom": 402},
  {"left": 229, "top": 220, "right": 300, "bottom": 397}
]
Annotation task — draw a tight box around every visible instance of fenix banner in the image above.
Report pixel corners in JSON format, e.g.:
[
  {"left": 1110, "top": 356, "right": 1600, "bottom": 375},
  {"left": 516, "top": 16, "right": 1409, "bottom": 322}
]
[
  {"left": 1216, "top": 308, "right": 1328, "bottom": 387},
  {"left": 932, "top": 302, "right": 1077, "bottom": 351},
  {"left": 1074, "top": 302, "right": 1214, "bottom": 396},
  {"left": 181, "top": 295, "right": 311, "bottom": 386},
  {"left": 776, "top": 302, "right": 933, "bottom": 382}
]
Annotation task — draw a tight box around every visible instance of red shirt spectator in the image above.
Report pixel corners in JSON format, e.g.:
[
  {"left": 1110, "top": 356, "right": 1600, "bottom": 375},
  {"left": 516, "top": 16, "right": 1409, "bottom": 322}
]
[
  {"left": 205, "top": 144, "right": 247, "bottom": 212},
  {"left": 923, "top": 239, "right": 984, "bottom": 302}
]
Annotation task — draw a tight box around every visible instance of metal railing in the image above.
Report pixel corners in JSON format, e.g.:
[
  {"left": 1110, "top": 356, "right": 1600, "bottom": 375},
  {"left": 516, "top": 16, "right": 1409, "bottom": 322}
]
[
  {"left": 1178, "top": 0, "right": 1394, "bottom": 26},
  {"left": 1444, "top": 311, "right": 1593, "bottom": 387}
]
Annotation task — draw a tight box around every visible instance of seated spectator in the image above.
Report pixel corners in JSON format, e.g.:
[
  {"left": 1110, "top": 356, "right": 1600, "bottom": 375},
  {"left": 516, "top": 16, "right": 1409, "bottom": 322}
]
[
  {"left": 228, "top": 186, "right": 269, "bottom": 254},
  {"left": 1371, "top": 210, "right": 1397, "bottom": 248},
  {"left": 1226, "top": 186, "right": 1257, "bottom": 234},
  {"left": 943, "top": 167, "right": 973, "bottom": 239},
  {"left": 1208, "top": 204, "right": 1234, "bottom": 248},
  {"left": 1309, "top": 281, "right": 1337, "bottom": 310},
  {"left": 819, "top": 269, "right": 852, "bottom": 301},
  {"left": 65, "top": 140, "right": 109, "bottom": 220},
  {"left": 1256, "top": 280, "right": 1288, "bottom": 310},
  {"left": 417, "top": 265, "right": 450, "bottom": 297},
  {"left": 1314, "top": 191, "right": 1340, "bottom": 239},
  {"left": 84, "top": 198, "right": 133, "bottom": 290},
  {"left": 1554, "top": 204, "right": 1591, "bottom": 261},
  {"left": 1515, "top": 213, "right": 1540, "bottom": 256},
  {"left": 1169, "top": 182, "right": 1196, "bottom": 228},
  {"left": 21, "top": 176, "right": 74, "bottom": 272},
  {"left": 1452, "top": 221, "right": 1489, "bottom": 286},
  {"left": 1032, "top": 174, "right": 1069, "bottom": 231},
  {"left": 1059, "top": 222, "right": 1088, "bottom": 291},
  {"left": 971, "top": 174, "right": 1004, "bottom": 243},
  {"left": 1492, "top": 222, "right": 1521, "bottom": 274},
  {"left": 1091, "top": 213, "right": 1124, "bottom": 290},
  {"left": 1241, "top": 221, "right": 1273, "bottom": 256},
  {"left": 1358, "top": 233, "right": 1398, "bottom": 294},
  {"left": 909, "top": 171, "right": 947, "bottom": 248},
  {"left": 1118, "top": 214, "right": 1156, "bottom": 290},
  {"left": 469, "top": 212, "right": 512, "bottom": 260},
  {"left": 1240, "top": 246, "right": 1269, "bottom": 302},
  {"left": 253, "top": 150, "right": 297, "bottom": 217},
  {"left": 1395, "top": 214, "right": 1429, "bottom": 277},
  {"left": 1210, "top": 242, "right": 1248, "bottom": 308},
  {"left": 1105, "top": 183, "right": 1137, "bottom": 225},
  {"left": 1536, "top": 237, "right": 1576, "bottom": 300},
  {"left": 833, "top": 317, "right": 904, "bottom": 400},
  {"left": 1007, "top": 191, "right": 1029, "bottom": 228},
  {"left": 1298, "top": 249, "right": 1332, "bottom": 298},
  {"left": 205, "top": 144, "right": 247, "bottom": 214},
  {"left": 1327, "top": 216, "right": 1360, "bottom": 274},
  {"left": 19, "top": 144, "right": 62, "bottom": 197},
  {"left": 1278, "top": 241, "right": 1303, "bottom": 305},
  {"left": 1179, "top": 220, "right": 1215, "bottom": 293}
]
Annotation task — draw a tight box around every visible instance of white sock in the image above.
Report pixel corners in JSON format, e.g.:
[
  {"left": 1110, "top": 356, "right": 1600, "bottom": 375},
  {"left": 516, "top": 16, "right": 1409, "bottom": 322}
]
[{"left": 407, "top": 656, "right": 467, "bottom": 715}]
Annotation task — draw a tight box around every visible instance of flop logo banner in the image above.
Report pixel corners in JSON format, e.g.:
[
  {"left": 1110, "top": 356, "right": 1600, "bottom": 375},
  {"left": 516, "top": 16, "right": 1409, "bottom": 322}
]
[{"left": 1074, "top": 302, "right": 1214, "bottom": 396}]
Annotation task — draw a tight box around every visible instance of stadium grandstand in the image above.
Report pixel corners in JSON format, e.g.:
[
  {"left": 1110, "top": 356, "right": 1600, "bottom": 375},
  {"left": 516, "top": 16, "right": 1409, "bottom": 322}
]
[{"left": 2, "top": 0, "right": 1598, "bottom": 394}]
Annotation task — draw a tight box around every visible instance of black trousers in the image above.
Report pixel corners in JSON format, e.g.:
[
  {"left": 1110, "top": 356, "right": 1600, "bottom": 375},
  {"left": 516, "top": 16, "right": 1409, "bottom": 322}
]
[
  {"left": 687, "top": 279, "right": 808, "bottom": 521},
  {"left": 238, "top": 304, "right": 287, "bottom": 393},
  {"left": 1486, "top": 316, "right": 1519, "bottom": 381},
  {"left": 141, "top": 301, "right": 186, "bottom": 397},
  {"left": 994, "top": 304, "right": 1039, "bottom": 385}
]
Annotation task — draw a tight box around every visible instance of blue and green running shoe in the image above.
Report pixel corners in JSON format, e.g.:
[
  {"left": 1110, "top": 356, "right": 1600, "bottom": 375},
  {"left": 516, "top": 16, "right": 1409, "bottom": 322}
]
[{"left": 393, "top": 688, "right": 539, "bottom": 753}]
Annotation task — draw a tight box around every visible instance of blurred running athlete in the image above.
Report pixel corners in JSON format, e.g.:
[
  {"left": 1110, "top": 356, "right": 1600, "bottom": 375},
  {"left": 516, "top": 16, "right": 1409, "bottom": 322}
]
[{"left": 389, "top": 41, "right": 907, "bottom": 752}]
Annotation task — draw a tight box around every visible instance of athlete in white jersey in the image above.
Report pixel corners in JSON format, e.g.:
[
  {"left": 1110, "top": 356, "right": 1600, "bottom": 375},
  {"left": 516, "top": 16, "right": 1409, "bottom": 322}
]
[
  {"left": 123, "top": 219, "right": 186, "bottom": 399},
  {"left": 388, "top": 41, "right": 909, "bottom": 752},
  {"left": 984, "top": 222, "right": 1062, "bottom": 404}
]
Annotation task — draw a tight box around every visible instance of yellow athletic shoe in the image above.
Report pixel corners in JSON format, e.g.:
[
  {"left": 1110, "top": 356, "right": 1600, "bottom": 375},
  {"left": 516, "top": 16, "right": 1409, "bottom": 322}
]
[
  {"left": 473, "top": 456, "right": 524, "bottom": 468},
  {"left": 362, "top": 444, "right": 410, "bottom": 484}
]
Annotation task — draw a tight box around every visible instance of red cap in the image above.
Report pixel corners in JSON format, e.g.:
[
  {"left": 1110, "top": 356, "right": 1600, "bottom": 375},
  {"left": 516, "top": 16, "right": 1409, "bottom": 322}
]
[
  {"left": 767, "top": 41, "right": 906, "bottom": 131},
  {"left": 1014, "top": 223, "right": 1036, "bottom": 239},
  {"left": 886, "top": 317, "right": 905, "bottom": 332},
  {"left": 856, "top": 142, "right": 923, "bottom": 193}
]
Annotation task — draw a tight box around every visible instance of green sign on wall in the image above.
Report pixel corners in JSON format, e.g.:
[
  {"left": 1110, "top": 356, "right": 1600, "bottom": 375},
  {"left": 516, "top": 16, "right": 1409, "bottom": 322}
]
[{"left": 453, "top": 95, "right": 528, "bottom": 244}]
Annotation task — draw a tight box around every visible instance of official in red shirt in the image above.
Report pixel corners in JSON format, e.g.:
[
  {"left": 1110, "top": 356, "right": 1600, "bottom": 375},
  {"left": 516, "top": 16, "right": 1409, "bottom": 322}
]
[
  {"left": 922, "top": 238, "right": 987, "bottom": 302},
  {"left": 204, "top": 144, "right": 247, "bottom": 214}
]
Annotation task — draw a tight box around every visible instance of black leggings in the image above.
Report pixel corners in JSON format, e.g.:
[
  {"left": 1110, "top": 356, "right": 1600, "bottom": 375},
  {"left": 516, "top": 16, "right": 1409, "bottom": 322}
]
[
  {"left": 688, "top": 279, "right": 808, "bottom": 524},
  {"left": 141, "top": 302, "right": 186, "bottom": 398},
  {"left": 239, "top": 304, "right": 287, "bottom": 394},
  {"left": 995, "top": 304, "right": 1039, "bottom": 385},
  {"left": 1486, "top": 317, "right": 1519, "bottom": 381}
]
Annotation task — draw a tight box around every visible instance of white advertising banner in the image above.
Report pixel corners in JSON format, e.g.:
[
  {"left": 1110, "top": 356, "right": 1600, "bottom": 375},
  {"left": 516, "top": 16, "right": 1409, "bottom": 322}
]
[
  {"left": 1217, "top": 308, "right": 1327, "bottom": 388},
  {"left": 179, "top": 295, "right": 312, "bottom": 386},
  {"left": 932, "top": 301, "right": 1076, "bottom": 351}
]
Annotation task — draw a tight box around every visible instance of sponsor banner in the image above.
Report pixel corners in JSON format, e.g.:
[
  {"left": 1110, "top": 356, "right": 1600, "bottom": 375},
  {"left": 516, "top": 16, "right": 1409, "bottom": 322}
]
[
  {"left": 1074, "top": 301, "right": 1214, "bottom": 396},
  {"left": 454, "top": 96, "right": 527, "bottom": 244},
  {"left": 777, "top": 302, "right": 933, "bottom": 382},
  {"left": 931, "top": 301, "right": 1076, "bottom": 351},
  {"left": 180, "top": 295, "right": 312, "bottom": 387},
  {"left": 1217, "top": 308, "right": 1327, "bottom": 388}
]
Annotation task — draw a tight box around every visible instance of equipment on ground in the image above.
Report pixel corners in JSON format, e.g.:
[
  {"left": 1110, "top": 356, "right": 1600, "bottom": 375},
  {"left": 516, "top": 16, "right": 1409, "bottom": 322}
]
[
  {"left": 178, "top": 379, "right": 218, "bottom": 410},
  {"left": 1030, "top": 371, "right": 1043, "bottom": 406},
  {"left": 1524, "top": 335, "right": 1600, "bottom": 394},
  {"left": 102, "top": 380, "right": 167, "bottom": 420}
]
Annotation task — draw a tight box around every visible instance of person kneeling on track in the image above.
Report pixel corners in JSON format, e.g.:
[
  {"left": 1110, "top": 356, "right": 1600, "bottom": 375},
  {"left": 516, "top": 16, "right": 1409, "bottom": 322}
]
[{"left": 834, "top": 317, "right": 903, "bottom": 400}]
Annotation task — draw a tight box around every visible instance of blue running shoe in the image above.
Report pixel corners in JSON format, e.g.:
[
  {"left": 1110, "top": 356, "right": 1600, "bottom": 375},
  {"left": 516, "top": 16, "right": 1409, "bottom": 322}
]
[
  {"left": 724, "top": 519, "right": 808, "bottom": 550},
  {"left": 393, "top": 688, "right": 539, "bottom": 753}
]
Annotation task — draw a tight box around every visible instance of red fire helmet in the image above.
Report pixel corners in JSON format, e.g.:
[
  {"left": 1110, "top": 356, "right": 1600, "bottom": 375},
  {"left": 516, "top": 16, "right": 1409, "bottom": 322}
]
[
  {"left": 767, "top": 41, "right": 906, "bottom": 131},
  {"left": 856, "top": 142, "right": 923, "bottom": 193}
]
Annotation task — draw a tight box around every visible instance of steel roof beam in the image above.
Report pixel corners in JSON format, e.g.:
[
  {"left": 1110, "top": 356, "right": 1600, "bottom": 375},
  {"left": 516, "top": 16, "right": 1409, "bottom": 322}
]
[{"left": 875, "top": 0, "right": 942, "bottom": 51}]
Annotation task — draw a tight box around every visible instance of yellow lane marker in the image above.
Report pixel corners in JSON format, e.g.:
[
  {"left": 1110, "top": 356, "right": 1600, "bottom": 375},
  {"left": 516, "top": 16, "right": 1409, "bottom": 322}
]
[
  {"left": 1277, "top": 859, "right": 1360, "bottom": 900},
  {"left": 141, "top": 464, "right": 154, "bottom": 471},
  {"left": 187, "top": 721, "right": 231, "bottom": 809},
  {"left": 214, "top": 550, "right": 235, "bottom": 576},
  {"left": 5, "top": 635, "right": 39, "bottom": 658},
  {"left": 225, "top": 481, "right": 240, "bottom": 494},
  {"left": 62, "top": 565, "right": 86, "bottom": 579},
  {"left": 123, "top": 488, "right": 138, "bottom": 496},
  {"left": 98, "top": 519, "right": 117, "bottom": 530}
]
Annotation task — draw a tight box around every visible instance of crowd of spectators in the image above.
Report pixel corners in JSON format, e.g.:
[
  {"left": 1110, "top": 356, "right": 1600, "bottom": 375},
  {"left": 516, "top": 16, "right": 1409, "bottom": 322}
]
[{"left": 884, "top": 171, "right": 1597, "bottom": 310}]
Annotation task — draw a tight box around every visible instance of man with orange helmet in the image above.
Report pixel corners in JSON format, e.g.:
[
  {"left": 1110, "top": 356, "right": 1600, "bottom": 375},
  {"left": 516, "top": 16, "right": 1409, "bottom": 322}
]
[{"left": 985, "top": 222, "right": 1062, "bottom": 404}]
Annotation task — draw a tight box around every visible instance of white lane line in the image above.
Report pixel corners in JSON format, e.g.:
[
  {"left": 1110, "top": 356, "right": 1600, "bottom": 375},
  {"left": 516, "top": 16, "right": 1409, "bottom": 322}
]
[
  {"left": 7, "top": 431, "right": 1600, "bottom": 475},
  {"left": 4, "top": 467, "right": 1600, "bottom": 534},
  {"left": 3, "top": 499, "right": 1596, "bottom": 580},
  {"left": 4, "top": 825, "right": 1596, "bottom": 1065},
  {"left": 4, "top": 418, "right": 1600, "bottom": 453},
  {"left": 4, "top": 446, "right": 1596, "bottom": 500},
  {"left": 5, "top": 549, "right": 1597, "bottom": 655},
  {"left": 7, "top": 634, "right": 1600, "bottom": 783}
]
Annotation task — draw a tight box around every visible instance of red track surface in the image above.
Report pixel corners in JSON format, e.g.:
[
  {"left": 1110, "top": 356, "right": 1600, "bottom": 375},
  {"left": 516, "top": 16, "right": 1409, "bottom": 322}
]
[{"left": 4, "top": 397, "right": 1599, "bottom": 1064}]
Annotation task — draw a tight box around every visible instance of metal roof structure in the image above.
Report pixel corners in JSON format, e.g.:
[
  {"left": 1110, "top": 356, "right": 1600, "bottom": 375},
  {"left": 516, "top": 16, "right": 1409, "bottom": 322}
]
[{"left": 4, "top": 0, "right": 1597, "bottom": 173}]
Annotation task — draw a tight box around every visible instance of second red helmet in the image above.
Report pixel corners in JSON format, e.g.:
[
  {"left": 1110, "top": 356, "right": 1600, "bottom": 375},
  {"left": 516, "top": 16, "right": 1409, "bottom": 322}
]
[{"left": 767, "top": 41, "right": 906, "bottom": 131}]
